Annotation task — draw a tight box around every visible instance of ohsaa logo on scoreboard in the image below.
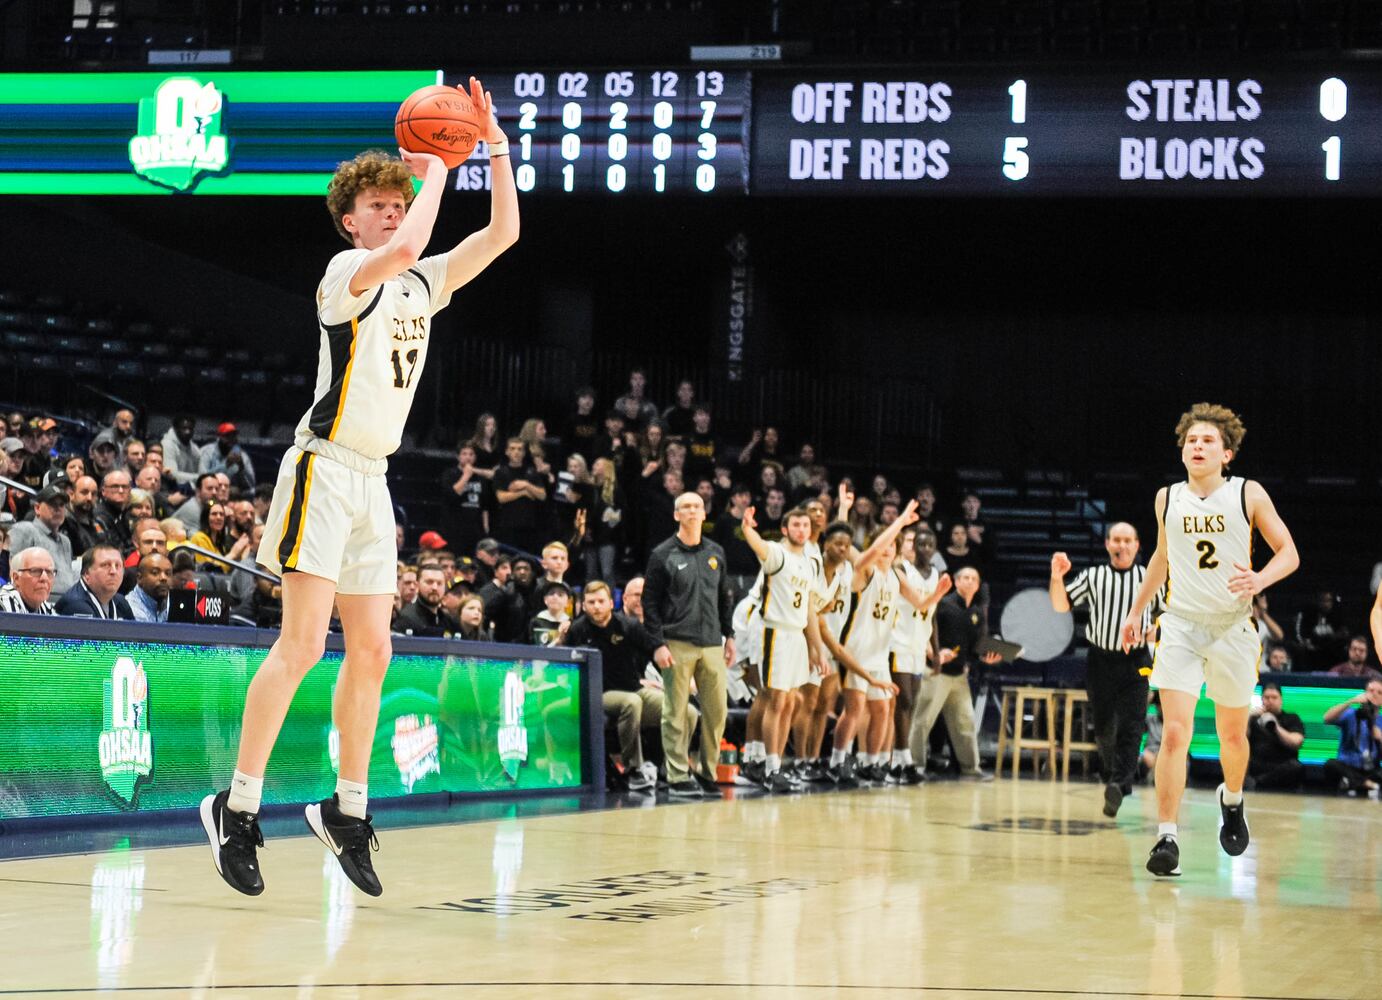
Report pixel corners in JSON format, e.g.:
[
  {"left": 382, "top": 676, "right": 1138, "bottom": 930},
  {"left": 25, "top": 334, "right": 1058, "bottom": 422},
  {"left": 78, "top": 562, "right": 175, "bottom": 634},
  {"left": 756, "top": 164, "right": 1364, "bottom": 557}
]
[
  {"left": 498, "top": 670, "right": 529, "bottom": 781},
  {"left": 99, "top": 657, "right": 153, "bottom": 806},
  {"left": 129, "top": 77, "right": 230, "bottom": 192}
]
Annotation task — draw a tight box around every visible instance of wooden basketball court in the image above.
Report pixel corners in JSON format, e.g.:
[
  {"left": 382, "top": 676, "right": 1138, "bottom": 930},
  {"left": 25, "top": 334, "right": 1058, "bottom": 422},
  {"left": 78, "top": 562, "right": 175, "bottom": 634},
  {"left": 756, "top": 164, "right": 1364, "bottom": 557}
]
[{"left": 1, "top": 779, "right": 1373, "bottom": 998}]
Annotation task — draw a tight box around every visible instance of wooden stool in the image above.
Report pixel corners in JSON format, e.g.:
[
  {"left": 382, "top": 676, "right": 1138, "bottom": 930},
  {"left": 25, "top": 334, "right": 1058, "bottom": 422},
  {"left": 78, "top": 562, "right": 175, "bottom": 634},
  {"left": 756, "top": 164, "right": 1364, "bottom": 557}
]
[
  {"left": 996, "top": 686, "right": 1058, "bottom": 778},
  {"left": 1058, "top": 689, "right": 1100, "bottom": 781}
]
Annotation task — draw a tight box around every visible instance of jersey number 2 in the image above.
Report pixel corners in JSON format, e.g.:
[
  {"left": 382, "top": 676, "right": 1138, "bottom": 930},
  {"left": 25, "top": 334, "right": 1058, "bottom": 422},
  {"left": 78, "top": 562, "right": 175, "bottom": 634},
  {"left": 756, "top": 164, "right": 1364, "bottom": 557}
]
[
  {"left": 391, "top": 348, "right": 419, "bottom": 388},
  {"left": 1195, "top": 539, "right": 1218, "bottom": 570}
]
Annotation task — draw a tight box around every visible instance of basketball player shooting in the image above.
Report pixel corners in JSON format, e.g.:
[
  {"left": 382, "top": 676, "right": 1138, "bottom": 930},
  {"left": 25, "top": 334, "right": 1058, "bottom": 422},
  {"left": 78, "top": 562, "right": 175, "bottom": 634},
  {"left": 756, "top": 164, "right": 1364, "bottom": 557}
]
[
  {"left": 1119, "top": 403, "right": 1298, "bottom": 878},
  {"left": 200, "top": 77, "right": 519, "bottom": 898}
]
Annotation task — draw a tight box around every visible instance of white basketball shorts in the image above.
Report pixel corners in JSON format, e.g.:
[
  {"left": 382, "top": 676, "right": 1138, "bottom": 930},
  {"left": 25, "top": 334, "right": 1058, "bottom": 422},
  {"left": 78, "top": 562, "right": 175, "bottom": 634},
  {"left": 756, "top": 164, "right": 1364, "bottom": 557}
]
[
  {"left": 1150, "top": 612, "right": 1260, "bottom": 708},
  {"left": 889, "top": 650, "right": 922, "bottom": 676},
  {"left": 761, "top": 626, "right": 809, "bottom": 692},
  {"left": 258, "top": 444, "right": 396, "bottom": 596}
]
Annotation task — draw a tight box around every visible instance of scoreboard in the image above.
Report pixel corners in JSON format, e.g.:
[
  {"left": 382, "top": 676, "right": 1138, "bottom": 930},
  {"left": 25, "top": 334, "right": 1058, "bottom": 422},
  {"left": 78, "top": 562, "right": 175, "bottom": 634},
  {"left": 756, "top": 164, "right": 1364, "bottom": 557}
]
[
  {"left": 750, "top": 66, "right": 1382, "bottom": 196},
  {"left": 449, "top": 68, "right": 748, "bottom": 196},
  {"left": 2, "top": 63, "right": 1381, "bottom": 197}
]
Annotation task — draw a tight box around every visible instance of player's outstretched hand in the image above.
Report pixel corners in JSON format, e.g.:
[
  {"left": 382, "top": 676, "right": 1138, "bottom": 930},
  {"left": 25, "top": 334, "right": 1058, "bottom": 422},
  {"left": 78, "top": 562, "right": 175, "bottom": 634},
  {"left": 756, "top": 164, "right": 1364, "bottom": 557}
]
[
  {"left": 900, "top": 498, "right": 920, "bottom": 527},
  {"left": 742, "top": 505, "right": 757, "bottom": 530},
  {"left": 1228, "top": 562, "right": 1262, "bottom": 597},
  {"left": 935, "top": 573, "right": 953, "bottom": 597},
  {"left": 399, "top": 147, "right": 446, "bottom": 180},
  {"left": 466, "top": 76, "right": 506, "bottom": 144},
  {"left": 1051, "top": 552, "right": 1072, "bottom": 577},
  {"left": 1120, "top": 613, "right": 1143, "bottom": 653}
]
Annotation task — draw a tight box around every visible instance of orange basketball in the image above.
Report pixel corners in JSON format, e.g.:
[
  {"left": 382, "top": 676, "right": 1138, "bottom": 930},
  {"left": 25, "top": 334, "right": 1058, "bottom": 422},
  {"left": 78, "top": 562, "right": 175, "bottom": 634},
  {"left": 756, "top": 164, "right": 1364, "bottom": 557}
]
[{"left": 394, "top": 84, "right": 486, "bottom": 169}]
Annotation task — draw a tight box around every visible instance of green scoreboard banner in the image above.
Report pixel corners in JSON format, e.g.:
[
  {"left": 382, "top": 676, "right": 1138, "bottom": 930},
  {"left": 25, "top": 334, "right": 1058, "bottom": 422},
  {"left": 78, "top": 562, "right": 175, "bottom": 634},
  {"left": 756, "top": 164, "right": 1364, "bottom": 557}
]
[
  {"left": 0, "top": 70, "right": 437, "bottom": 195},
  {"left": 1183, "top": 682, "right": 1359, "bottom": 765},
  {"left": 0, "top": 617, "right": 597, "bottom": 821}
]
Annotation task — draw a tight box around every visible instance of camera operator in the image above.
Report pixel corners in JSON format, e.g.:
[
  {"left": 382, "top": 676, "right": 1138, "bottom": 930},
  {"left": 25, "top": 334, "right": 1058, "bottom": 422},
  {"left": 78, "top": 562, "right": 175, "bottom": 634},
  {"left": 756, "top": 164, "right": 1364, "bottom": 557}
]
[
  {"left": 1322, "top": 679, "right": 1382, "bottom": 796},
  {"left": 1245, "top": 683, "right": 1305, "bottom": 790}
]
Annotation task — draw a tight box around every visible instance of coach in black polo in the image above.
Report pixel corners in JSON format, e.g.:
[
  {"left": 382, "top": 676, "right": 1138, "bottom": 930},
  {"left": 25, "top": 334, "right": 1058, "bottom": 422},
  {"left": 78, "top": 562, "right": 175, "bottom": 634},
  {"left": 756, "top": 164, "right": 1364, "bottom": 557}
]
[{"left": 1050, "top": 522, "right": 1157, "bottom": 818}]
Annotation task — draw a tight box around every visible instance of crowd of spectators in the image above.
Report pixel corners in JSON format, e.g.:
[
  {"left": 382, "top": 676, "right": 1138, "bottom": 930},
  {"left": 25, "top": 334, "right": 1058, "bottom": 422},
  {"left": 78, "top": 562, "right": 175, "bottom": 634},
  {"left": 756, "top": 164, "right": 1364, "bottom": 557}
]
[{"left": 3, "top": 370, "right": 1381, "bottom": 797}]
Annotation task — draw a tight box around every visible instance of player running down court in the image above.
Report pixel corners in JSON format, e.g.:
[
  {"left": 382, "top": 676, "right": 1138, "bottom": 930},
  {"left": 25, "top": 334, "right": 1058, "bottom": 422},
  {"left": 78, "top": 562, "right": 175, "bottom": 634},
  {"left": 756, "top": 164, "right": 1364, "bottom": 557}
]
[
  {"left": 200, "top": 78, "right": 519, "bottom": 898},
  {"left": 1120, "top": 403, "right": 1298, "bottom": 878}
]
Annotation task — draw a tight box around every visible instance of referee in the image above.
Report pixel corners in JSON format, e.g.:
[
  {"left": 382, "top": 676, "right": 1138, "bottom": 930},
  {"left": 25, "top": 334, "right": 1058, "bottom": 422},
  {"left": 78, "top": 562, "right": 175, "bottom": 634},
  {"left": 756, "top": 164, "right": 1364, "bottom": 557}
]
[{"left": 1050, "top": 522, "right": 1156, "bottom": 818}]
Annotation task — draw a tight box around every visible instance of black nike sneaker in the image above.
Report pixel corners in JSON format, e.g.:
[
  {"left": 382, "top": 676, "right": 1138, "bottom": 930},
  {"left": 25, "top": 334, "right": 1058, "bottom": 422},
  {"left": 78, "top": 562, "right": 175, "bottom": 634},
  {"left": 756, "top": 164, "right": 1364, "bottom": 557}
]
[
  {"left": 767, "top": 770, "right": 798, "bottom": 793},
  {"left": 896, "top": 764, "right": 926, "bottom": 785},
  {"left": 1217, "top": 783, "right": 1250, "bottom": 857},
  {"left": 1103, "top": 782, "right": 1124, "bottom": 818},
  {"left": 1146, "top": 835, "right": 1181, "bottom": 877},
  {"left": 829, "top": 756, "right": 860, "bottom": 788},
  {"left": 200, "top": 790, "right": 265, "bottom": 896},
  {"left": 306, "top": 795, "right": 382, "bottom": 897}
]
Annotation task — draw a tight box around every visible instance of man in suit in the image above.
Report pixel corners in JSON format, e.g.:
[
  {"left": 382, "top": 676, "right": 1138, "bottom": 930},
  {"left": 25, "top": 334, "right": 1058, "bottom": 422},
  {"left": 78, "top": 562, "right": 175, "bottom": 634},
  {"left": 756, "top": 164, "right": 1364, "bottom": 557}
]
[{"left": 55, "top": 544, "right": 135, "bottom": 620}]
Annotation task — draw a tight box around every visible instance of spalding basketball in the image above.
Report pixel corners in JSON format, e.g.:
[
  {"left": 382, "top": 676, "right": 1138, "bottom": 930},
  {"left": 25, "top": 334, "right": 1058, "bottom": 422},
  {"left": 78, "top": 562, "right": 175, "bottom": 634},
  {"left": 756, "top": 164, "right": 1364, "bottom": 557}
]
[{"left": 394, "top": 85, "right": 486, "bottom": 169}]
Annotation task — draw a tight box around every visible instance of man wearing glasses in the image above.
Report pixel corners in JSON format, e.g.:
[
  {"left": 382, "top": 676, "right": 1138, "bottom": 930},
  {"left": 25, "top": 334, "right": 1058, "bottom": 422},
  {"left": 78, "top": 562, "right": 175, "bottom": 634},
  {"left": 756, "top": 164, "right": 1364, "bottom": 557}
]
[
  {"left": 0, "top": 547, "right": 58, "bottom": 614},
  {"left": 6, "top": 484, "right": 77, "bottom": 596},
  {"left": 94, "top": 469, "right": 135, "bottom": 555}
]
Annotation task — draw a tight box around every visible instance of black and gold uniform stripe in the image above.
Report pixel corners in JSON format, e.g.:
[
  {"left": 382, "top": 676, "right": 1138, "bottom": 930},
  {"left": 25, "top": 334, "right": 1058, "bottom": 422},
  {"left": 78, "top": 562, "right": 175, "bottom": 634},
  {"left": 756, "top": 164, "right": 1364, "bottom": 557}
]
[
  {"left": 762, "top": 626, "right": 777, "bottom": 687},
  {"left": 306, "top": 286, "right": 384, "bottom": 440},
  {"left": 276, "top": 452, "right": 317, "bottom": 571}
]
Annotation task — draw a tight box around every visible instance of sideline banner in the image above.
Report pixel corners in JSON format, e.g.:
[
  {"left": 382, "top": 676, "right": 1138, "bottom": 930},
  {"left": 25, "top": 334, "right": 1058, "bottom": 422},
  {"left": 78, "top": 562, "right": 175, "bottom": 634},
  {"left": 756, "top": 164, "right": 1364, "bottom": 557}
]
[{"left": 0, "top": 617, "right": 598, "bottom": 821}]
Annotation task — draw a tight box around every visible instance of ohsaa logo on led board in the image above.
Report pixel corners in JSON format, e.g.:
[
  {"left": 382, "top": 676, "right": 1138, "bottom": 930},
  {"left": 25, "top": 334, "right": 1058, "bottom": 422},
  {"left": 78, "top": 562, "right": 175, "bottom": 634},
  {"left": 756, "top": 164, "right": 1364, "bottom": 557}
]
[
  {"left": 128, "top": 77, "right": 229, "bottom": 192},
  {"left": 498, "top": 671, "right": 529, "bottom": 781},
  {"left": 100, "top": 657, "right": 153, "bottom": 806}
]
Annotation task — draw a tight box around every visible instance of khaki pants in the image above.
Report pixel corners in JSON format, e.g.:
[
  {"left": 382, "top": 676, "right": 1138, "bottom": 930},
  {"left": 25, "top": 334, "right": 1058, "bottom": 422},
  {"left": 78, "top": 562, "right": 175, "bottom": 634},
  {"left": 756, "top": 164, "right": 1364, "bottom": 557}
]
[
  {"left": 660, "top": 639, "right": 728, "bottom": 783},
  {"left": 908, "top": 671, "right": 980, "bottom": 773},
  {"left": 603, "top": 687, "right": 699, "bottom": 769}
]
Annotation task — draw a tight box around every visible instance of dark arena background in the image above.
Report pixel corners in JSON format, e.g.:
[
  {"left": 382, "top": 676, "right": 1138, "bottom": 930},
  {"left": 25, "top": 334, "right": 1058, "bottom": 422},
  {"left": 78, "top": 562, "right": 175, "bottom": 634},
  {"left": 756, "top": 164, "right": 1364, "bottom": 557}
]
[{"left": 1, "top": 3, "right": 1381, "bottom": 998}]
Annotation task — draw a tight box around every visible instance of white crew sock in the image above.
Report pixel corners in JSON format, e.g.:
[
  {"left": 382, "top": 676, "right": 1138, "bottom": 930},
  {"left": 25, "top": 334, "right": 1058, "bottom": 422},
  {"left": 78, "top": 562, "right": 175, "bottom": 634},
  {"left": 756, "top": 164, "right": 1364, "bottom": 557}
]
[
  {"left": 748, "top": 741, "right": 765, "bottom": 762},
  {"left": 336, "top": 778, "right": 368, "bottom": 819},
  {"left": 226, "top": 769, "right": 263, "bottom": 816},
  {"left": 765, "top": 753, "right": 782, "bottom": 775},
  {"left": 830, "top": 748, "right": 846, "bottom": 766},
  {"left": 891, "top": 750, "right": 906, "bottom": 767},
  {"left": 902, "top": 749, "right": 913, "bottom": 766},
  {"left": 1158, "top": 822, "right": 1178, "bottom": 841},
  {"left": 1220, "top": 786, "right": 1243, "bottom": 807}
]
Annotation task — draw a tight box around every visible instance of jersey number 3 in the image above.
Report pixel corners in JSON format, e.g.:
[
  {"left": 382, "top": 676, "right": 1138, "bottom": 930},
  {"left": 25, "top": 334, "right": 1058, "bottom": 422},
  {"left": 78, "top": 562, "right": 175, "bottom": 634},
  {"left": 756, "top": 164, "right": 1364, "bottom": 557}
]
[
  {"left": 1195, "top": 539, "right": 1219, "bottom": 570},
  {"left": 391, "top": 348, "right": 419, "bottom": 388}
]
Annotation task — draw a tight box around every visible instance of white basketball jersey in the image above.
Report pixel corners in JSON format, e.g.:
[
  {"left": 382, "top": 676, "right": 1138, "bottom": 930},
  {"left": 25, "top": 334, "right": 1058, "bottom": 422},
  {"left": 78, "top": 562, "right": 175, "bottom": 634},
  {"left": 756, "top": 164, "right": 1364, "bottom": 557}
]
[
  {"left": 841, "top": 564, "right": 898, "bottom": 664},
  {"left": 758, "top": 541, "right": 823, "bottom": 631},
  {"left": 890, "top": 560, "right": 938, "bottom": 658},
  {"left": 297, "top": 249, "right": 454, "bottom": 461},
  {"left": 819, "top": 559, "right": 853, "bottom": 642},
  {"left": 1164, "top": 476, "right": 1252, "bottom": 618}
]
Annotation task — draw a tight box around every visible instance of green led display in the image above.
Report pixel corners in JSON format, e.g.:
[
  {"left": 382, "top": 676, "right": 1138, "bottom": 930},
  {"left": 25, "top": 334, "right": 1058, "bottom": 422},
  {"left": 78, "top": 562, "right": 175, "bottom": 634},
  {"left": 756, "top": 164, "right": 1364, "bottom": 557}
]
[
  {"left": 0, "top": 633, "right": 585, "bottom": 820},
  {"left": 0, "top": 70, "right": 436, "bottom": 195}
]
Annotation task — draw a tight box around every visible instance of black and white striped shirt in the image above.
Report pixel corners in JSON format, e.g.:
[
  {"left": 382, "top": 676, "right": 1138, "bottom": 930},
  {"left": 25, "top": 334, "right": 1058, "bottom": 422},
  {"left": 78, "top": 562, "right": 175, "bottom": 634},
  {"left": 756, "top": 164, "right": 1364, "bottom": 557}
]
[
  {"left": 0, "top": 583, "right": 56, "bottom": 615},
  {"left": 1065, "top": 564, "right": 1160, "bottom": 652}
]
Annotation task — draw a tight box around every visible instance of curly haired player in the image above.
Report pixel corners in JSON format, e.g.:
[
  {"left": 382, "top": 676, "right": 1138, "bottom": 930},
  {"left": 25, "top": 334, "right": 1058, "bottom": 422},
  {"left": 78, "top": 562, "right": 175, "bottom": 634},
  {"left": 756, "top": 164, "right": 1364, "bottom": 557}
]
[
  {"left": 200, "top": 78, "right": 519, "bottom": 898},
  {"left": 1121, "top": 403, "right": 1298, "bottom": 878}
]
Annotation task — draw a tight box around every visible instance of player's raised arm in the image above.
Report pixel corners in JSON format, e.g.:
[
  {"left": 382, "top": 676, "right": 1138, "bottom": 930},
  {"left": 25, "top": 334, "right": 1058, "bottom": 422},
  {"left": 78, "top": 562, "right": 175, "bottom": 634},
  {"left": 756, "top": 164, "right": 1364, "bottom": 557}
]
[
  {"left": 344, "top": 149, "right": 449, "bottom": 296},
  {"left": 1229, "top": 481, "right": 1299, "bottom": 597},
  {"left": 854, "top": 499, "right": 919, "bottom": 572},
  {"left": 444, "top": 77, "right": 521, "bottom": 295},
  {"left": 1121, "top": 488, "right": 1169, "bottom": 651},
  {"left": 739, "top": 506, "right": 773, "bottom": 565}
]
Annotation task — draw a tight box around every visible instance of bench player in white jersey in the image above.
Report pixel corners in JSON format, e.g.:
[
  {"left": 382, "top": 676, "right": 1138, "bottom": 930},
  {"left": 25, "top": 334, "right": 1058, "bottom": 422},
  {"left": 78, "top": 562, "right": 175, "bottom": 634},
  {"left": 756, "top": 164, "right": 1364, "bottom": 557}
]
[
  {"left": 799, "top": 521, "right": 854, "bottom": 781},
  {"left": 826, "top": 502, "right": 920, "bottom": 785},
  {"left": 199, "top": 79, "right": 520, "bottom": 898},
  {"left": 1121, "top": 403, "right": 1298, "bottom": 878},
  {"left": 887, "top": 527, "right": 950, "bottom": 784},
  {"left": 788, "top": 496, "right": 833, "bottom": 779},
  {"left": 739, "top": 505, "right": 828, "bottom": 792},
  {"left": 735, "top": 569, "right": 772, "bottom": 783}
]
